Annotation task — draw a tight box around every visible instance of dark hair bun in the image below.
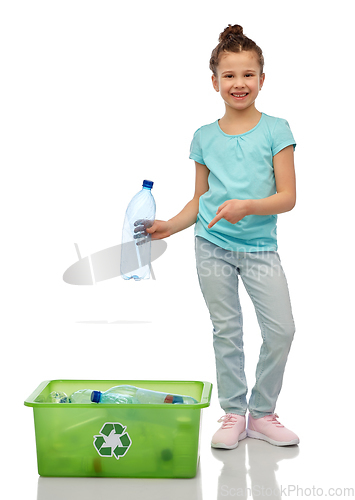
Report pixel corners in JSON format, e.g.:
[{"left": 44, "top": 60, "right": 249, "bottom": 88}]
[{"left": 219, "top": 24, "right": 244, "bottom": 42}]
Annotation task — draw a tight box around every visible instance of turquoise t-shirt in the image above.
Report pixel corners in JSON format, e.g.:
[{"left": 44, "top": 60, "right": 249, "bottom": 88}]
[{"left": 189, "top": 112, "right": 296, "bottom": 252}]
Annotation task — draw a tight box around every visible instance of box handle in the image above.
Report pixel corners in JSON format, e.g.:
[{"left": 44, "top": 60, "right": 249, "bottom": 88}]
[
  {"left": 24, "top": 380, "right": 51, "bottom": 406},
  {"left": 200, "top": 381, "right": 213, "bottom": 405}
]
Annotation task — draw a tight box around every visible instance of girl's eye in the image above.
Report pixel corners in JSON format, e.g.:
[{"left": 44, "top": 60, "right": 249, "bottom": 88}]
[{"left": 225, "top": 75, "right": 233, "bottom": 78}]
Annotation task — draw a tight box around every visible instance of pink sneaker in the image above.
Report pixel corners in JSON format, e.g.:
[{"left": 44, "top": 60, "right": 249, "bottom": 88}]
[
  {"left": 247, "top": 413, "right": 299, "bottom": 446},
  {"left": 211, "top": 413, "right": 247, "bottom": 449}
]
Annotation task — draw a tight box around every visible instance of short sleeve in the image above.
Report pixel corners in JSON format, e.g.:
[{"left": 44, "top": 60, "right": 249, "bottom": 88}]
[
  {"left": 271, "top": 118, "right": 296, "bottom": 156},
  {"left": 189, "top": 127, "right": 206, "bottom": 165}
]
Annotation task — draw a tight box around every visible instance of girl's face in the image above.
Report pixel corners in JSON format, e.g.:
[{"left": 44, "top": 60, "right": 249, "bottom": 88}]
[{"left": 212, "top": 50, "right": 265, "bottom": 113}]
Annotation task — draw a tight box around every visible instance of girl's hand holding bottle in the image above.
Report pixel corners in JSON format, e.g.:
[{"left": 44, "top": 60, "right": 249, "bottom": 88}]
[{"left": 146, "top": 220, "right": 173, "bottom": 240}]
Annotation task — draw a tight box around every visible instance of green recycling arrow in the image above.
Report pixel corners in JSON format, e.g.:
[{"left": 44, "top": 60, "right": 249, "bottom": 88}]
[{"left": 93, "top": 421, "right": 132, "bottom": 460}]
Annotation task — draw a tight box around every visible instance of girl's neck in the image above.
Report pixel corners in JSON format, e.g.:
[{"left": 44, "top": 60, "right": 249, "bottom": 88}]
[{"left": 219, "top": 105, "right": 262, "bottom": 135}]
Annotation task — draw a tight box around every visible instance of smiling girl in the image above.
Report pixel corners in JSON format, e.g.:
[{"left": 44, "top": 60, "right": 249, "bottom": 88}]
[{"left": 147, "top": 24, "right": 299, "bottom": 449}]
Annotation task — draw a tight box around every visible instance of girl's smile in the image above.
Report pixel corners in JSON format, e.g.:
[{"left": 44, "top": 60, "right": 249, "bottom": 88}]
[{"left": 231, "top": 93, "right": 249, "bottom": 100}]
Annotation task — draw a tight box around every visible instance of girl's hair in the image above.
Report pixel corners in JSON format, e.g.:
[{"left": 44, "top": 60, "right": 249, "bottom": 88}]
[{"left": 209, "top": 24, "right": 264, "bottom": 76}]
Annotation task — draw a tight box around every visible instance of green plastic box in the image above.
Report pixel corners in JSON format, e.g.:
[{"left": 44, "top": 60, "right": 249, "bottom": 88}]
[{"left": 25, "top": 379, "right": 212, "bottom": 478}]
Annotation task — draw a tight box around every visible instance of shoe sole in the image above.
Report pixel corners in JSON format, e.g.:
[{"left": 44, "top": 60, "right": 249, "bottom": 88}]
[
  {"left": 211, "top": 430, "right": 247, "bottom": 449},
  {"left": 247, "top": 429, "right": 299, "bottom": 446}
]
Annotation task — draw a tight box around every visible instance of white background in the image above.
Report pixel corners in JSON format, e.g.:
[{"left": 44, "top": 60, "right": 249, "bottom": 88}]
[{"left": 1, "top": 1, "right": 354, "bottom": 498}]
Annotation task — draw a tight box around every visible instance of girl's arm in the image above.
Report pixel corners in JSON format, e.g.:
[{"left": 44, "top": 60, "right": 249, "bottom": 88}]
[
  {"left": 208, "top": 145, "right": 296, "bottom": 228},
  {"left": 147, "top": 161, "right": 209, "bottom": 239},
  {"left": 248, "top": 145, "right": 296, "bottom": 215}
]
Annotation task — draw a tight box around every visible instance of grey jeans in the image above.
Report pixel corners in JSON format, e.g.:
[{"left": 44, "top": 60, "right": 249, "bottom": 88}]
[{"left": 195, "top": 236, "right": 295, "bottom": 418}]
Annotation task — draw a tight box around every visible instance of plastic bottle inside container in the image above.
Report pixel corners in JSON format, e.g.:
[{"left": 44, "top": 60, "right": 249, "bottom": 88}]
[
  {"left": 91, "top": 389, "right": 140, "bottom": 404},
  {"left": 120, "top": 180, "right": 156, "bottom": 281},
  {"left": 46, "top": 391, "right": 69, "bottom": 403},
  {"left": 69, "top": 389, "right": 96, "bottom": 404},
  {"left": 91, "top": 385, "right": 198, "bottom": 405}
]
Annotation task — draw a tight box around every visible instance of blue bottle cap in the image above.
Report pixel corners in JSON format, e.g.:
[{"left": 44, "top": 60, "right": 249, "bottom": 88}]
[
  {"left": 143, "top": 180, "right": 154, "bottom": 189},
  {"left": 172, "top": 395, "right": 184, "bottom": 404},
  {"left": 91, "top": 391, "right": 101, "bottom": 403}
]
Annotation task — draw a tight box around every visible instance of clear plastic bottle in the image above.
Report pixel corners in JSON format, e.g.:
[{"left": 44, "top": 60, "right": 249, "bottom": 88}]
[
  {"left": 46, "top": 391, "right": 69, "bottom": 403},
  {"left": 69, "top": 389, "right": 95, "bottom": 404},
  {"left": 120, "top": 180, "right": 156, "bottom": 280},
  {"left": 91, "top": 390, "right": 140, "bottom": 404},
  {"left": 91, "top": 385, "right": 198, "bottom": 405}
]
